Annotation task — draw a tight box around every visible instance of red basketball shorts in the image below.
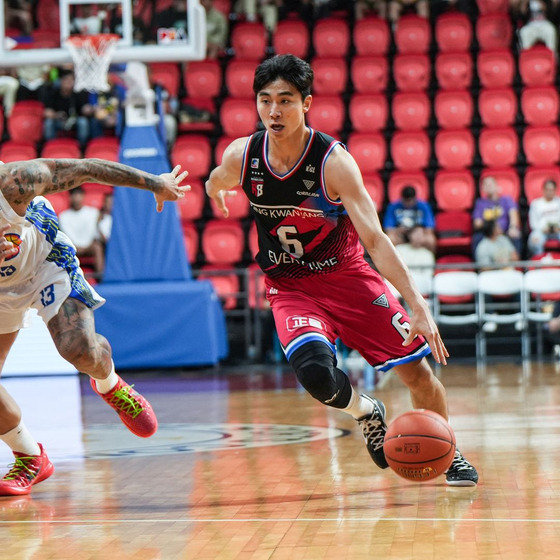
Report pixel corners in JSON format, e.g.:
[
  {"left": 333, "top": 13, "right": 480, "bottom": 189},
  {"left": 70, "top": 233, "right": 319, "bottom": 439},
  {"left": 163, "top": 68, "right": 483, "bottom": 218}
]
[{"left": 265, "top": 261, "right": 431, "bottom": 372}]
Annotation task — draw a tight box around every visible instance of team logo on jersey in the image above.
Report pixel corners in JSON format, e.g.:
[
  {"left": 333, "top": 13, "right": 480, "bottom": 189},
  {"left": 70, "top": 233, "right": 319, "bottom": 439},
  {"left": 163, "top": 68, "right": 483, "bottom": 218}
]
[
  {"left": 302, "top": 180, "right": 315, "bottom": 189},
  {"left": 251, "top": 158, "right": 259, "bottom": 168},
  {"left": 4, "top": 233, "right": 22, "bottom": 260},
  {"left": 306, "top": 164, "right": 315, "bottom": 173},
  {"left": 286, "top": 315, "right": 326, "bottom": 332},
  {"left": 371, "top": 293, "right": 389, "bottom": 308},
  {"left": 251, "top": 177, "right": 264, "bottom": 197}
]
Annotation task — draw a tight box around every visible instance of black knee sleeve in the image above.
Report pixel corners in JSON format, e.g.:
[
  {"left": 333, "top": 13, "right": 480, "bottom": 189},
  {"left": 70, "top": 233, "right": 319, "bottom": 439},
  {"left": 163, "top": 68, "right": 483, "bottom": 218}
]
[{"left": 288, "top": 341, "right": 352, "bottom": 409}]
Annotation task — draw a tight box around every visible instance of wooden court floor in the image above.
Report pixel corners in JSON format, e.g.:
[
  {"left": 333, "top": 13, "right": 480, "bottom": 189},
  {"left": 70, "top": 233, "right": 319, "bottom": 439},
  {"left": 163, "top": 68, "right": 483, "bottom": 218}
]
[{"left": 0, "top": 359, "right": 559, "bottom": 560}]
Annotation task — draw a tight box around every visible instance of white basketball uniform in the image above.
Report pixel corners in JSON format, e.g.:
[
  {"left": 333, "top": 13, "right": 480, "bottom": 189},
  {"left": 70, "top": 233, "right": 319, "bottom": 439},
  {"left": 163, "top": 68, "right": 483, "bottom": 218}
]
[{"left": 0, "top": 191, "right": 105, "bottom": 334}]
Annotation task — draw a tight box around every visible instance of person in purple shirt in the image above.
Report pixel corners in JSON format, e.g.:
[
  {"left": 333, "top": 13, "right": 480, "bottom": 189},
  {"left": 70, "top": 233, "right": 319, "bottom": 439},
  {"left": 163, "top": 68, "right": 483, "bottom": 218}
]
[
  {"left": 472, "top": 175, "right": 522, "bottom": 254},
  {"left": 383, "top": 185, "right": 436, "bottom": 253}
]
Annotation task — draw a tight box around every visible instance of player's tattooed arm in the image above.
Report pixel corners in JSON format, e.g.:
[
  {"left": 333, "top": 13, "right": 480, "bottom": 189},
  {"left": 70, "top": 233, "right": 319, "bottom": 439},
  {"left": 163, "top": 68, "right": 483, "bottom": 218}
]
[{"left": 0, "top": 158, "right": 189, "bottom": 215}]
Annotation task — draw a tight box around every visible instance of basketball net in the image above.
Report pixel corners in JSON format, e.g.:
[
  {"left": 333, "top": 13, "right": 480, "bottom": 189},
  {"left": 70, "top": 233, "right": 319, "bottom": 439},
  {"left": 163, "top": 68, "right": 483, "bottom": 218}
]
[{"left": 65, "top": 34, "right": 120, "bottom": 92}]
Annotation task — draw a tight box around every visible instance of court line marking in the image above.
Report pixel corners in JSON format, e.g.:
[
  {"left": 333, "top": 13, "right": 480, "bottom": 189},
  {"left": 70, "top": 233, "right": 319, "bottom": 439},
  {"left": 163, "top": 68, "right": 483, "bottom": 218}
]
[{"left": 1, "top": 517, "right": 559, "bottom": 525}]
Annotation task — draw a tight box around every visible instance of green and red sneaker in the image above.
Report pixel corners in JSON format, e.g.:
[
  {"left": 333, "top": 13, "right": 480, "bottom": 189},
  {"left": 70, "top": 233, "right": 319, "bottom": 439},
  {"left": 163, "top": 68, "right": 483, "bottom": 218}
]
[{"left": 0, "top": 443, "right": 54, "bottom": 496}]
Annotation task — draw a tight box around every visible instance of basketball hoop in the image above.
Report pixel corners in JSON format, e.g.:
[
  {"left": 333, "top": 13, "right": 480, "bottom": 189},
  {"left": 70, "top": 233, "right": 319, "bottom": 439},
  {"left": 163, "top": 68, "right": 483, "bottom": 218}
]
[{"left": 65, "top": 34, "right": 120, "bottom": 92}]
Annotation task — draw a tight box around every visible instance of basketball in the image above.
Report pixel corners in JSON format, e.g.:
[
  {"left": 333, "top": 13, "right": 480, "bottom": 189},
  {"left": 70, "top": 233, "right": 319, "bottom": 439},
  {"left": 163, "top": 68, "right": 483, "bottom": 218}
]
[{"left": 383, "top": 409, "right": 456, "bottom": 482}]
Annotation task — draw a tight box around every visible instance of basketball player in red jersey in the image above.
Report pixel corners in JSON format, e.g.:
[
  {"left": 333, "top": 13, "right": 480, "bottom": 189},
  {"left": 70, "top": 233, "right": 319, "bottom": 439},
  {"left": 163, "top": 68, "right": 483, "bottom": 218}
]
[{"left": 206, "top": 54, "right": 477, "bottom": 486}]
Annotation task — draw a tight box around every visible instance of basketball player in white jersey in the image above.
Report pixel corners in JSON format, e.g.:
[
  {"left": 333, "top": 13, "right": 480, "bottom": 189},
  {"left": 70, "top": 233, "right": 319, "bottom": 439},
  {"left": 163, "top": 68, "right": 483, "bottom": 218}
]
[{"left": 0, "top": 157, "right": 189, "bottom": 495}]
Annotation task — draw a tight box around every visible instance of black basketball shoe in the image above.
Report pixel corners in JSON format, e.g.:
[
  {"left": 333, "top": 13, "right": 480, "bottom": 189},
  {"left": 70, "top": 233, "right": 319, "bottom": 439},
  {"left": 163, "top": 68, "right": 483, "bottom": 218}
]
[
  {"left": 357, "top": 394, "right": 389, "bottom": 469},
  {"left": 446, "top": 450, "right": 479, "bottom": 486}
]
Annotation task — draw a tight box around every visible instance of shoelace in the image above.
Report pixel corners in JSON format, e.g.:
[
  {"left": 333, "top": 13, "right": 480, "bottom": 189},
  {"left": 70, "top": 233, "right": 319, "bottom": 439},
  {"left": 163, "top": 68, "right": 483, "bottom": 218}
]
[
  {"left": 2, "top": 456, "right": 39, "bottom": 483},
  {"left": 450, "top": 453, "right": 472, "bottom": 472},
  {"left": 107, "top": 385, "right": 144, "bottom": 418},
  {"left": 360, "top": 417, "right": 385, "bottom": 451}
]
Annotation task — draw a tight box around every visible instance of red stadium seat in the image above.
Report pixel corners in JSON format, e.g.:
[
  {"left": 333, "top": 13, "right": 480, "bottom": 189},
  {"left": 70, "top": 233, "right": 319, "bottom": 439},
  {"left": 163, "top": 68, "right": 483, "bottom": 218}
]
[
  {"left": 231, "top": 22, "right": 267, "bottom": 60},
  {"left": 81, "top": 186, "right": 107, "bottom": 210},
  {"left": 434, "top": 170, "right": 475, "bottom": 210},
  {"left": 388, "top": 171, "right": 429, "bottom": 202},
  {"left": 198, "top": 265, "right": 240, "bottom": 310},
  {"left": 477, "top": 49, "right": 515, "bottom": 89},
  {"left": 362, "top": 174, "right": 385, "bottom": 210},
  {"left": 353, "top": 16, "right": 390, "bottom": 56},
  {"left": 393, "top": 54, "right": 431, "bottom": 92},
  {"left": 176, "top": 180, "right": 205, "bottom": 222},
  {"left": 519, "top": 45, "right": 556, "bottom": 87},
  {"left": 214, "top": 135, "right": 236, "bottom": 166},
  {"left": 311, "top": 57, "right": 348, "bottom": 96},
  {"left": 41, "top": 138, "right": 81, "bottom": 159},
  {"left": 434, "top": 129, "right": 475, "bottom": 169},
  {"left": 182, "top": 221, "right": 199, "bottom": 264},
  {"left": 210, "top": 186, "right": 250, "bottom": 219},
  {"left": 347, "top": 133, "right": 387, "bottom": 174},
  {"left": 390, "top": 130, "right": 431, "bottom": 171},
  {"left": 478, "top": 88, "right": 517, "bottom": 128},
  {"left": 44, "top": 192, "right": 69, "bottom": 214},
  {"left": 184, "top": 60, "right": 222, "bottom": 99},
  {"left": 225, "top": 59, "right": 258, "bottom": 98},
  {"left": 523, "top": 126, "right": 560, "bottom": 166},
  {"left": 171, "top": 134, "right": 212, "bottom": 178},
  {"left": 435, "top": 52, "right": 473, "bottom": 90},
  {"left": 248, "top": 220, "right": 258, "bottom": 258},
  {"left": 349, "top": 94, "right": 388, "bottom": 133},
  {"left": 524, "top": 166, "right": 560, "bottom": 203},
  {"left": 306, "top": 96, "right": 345, "bottom": 138},
  {"left": 0, "top": 140, "right": 37, "bottom": 162},
  {"left": 391, "top": 92, "right": 431, "bottom": 131},
  {"left": 435, "top": 211, "right": 473, "bottom": 254},
  {"left": 394, "top": 14, "right": 431, "bottom": 54},
  {"left": 479, "top": 127, "right": 519, "bottom": 167},
  {"left": 149, "top": 62, "right": 181, "bottom": 97},
  {"left": 476, "top": 13, "right": 513, "bottom": 51},
  {"left": 30, "top": 29, "right": 59, "bottom": 48},
  {"left": 351, "top": 56, "right": 389, "bottom": 93},
  {"left": 476, "top": 0, "right": 509, "bottom": 13},
  {"left": 7, "top": 101, "right": 44, "bottom": 143},
  {"left": 272, "top": 19, "right": 309, "bottom": 59},
  {"left": 84, "top": 136, "right": 119, "bottom": 161},
  {"left": 434, "top": 90, "right": 473, "bottom": 129},
  {"left": 247, "top": 263, "right": 267, "bottom": 310},
  {"left": 312, "top": 18, "right": 350, "bottom": 57},
  {"left": 521, "top": 86, "right": 559, "bottom": 126},
  {"left": 201, "top": 219, "right": 245, "bottom": 265},
  {"left": 479, "top": 167, "right": 521, "bottom": 200},
  {"left": 220, "top": 98, "right": 258, "bottom": 137},
  {"left": 435, "top": 12, "right": 472, "bottom": 53}
]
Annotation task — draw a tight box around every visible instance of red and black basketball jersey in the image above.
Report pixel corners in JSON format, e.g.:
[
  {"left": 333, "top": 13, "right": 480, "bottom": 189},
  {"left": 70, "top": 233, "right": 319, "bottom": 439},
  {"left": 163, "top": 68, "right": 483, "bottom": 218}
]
[{"left": 240, "top": 128, "right": 364, "bottom": 279}]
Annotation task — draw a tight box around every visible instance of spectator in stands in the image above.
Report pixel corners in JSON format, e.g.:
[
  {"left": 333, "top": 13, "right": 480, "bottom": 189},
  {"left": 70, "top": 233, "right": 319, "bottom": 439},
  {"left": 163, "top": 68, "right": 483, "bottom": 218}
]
[
  {"left": 41, "top": 69, "right": 93, "bottom": 149},
  {"left": 89, "top": 87, "right": 120, "bottom": 140},
  {"left": 151, "top": 0, "right": 188, "bottom": 42},
  {"left": 0, "top": 70, "right": 19, "bottom": 117},
  {"left": 472, "top": 175, "right": 522, "bottom": 254},
  {"left": 97, "top": 191, "right": 114, "bottom": 246},
  {"left": 200, "top": 0, "right": 228, "bottom": 59},
  {"left": 395, "top": 224, "right": 435, "bottom": 288},
  {"left": 475, "top": 219, "right": 519, "bottom": 269},
  {"left": 278, "top": 0, "right": 314, "bottom": 20},
  {"left": 513, "top": 0, "right": 557, "bottom": 52},
  {"left": 388, "top": 0, "right": 429, "bottom": 23},
  {"left": 528, "top": 178, "right": 560, "bottom": 255},
  {"left": 234, "top": 0, "right": 282, "bottom": 33},
  {"left": 15, "top": 64, "right": 51, "bottom": 102},
  {"left": 383, "top": 185, "right": 436, "bottom": 253},
  {"left": 4, "top": 0, "right": 33, "bottom": 35},
  {"left": 355, "top": 0, "right": 387, "bottom": 20},
  {"left": 71, "top": 4, "right": 108, "bottom": 35},
  {"left": 545, "top": 300, "right": 560, "bottom": 361},
  {"left": 59, "top": 186, "right": 105, "bottom": 276}
]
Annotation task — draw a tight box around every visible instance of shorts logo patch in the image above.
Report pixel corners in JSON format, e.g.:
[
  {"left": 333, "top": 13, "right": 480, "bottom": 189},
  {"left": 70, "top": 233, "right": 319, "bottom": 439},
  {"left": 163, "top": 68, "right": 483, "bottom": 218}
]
[
  {"left": 372, "top": 293, "right": 389, "bottom": 308},
  {"left": 286, "top": 315, "right": 326, "bottom": 332}
]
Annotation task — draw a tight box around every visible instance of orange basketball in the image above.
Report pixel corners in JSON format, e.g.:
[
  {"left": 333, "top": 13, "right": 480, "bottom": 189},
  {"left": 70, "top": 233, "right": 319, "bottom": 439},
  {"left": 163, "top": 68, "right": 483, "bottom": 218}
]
[{"left": 383, "top": 409, "right": 456, "bottom": 482}]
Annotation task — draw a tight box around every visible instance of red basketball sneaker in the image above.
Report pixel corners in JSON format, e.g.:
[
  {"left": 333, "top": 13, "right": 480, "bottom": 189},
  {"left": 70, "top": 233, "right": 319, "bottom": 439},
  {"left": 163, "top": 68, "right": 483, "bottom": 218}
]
[
  {"left": 90, "top": 376, "right": 158, "bottom": 438},
  {"left": 0, "top": 443, "right": 54, "bottom": 496}
]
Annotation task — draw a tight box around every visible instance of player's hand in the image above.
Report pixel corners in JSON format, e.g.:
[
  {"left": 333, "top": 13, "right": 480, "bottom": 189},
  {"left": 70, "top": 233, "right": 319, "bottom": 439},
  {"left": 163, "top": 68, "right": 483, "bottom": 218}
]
[
  {"left": 403, "top": 306, "right": 449, "bottom": 366},
  {"left": 0, "top": 224, "right": 18, "bottom": 265},
  {"left": 155, "top": 165, "right": 190, "bottom": 212}
]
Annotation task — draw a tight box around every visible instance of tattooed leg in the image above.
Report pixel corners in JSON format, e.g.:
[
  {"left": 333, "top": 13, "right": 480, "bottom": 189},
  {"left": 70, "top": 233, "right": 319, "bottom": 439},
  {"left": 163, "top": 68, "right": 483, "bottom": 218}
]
[{"left": 47, "top": 297, "right": 112, "bottom": 380}]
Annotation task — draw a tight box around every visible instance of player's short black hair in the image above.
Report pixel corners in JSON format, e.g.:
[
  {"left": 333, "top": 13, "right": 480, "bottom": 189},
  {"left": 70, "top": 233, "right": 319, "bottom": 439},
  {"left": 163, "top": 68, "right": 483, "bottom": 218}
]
[{"left": 253, "top": 54, "right": 314, "bottom": 100}]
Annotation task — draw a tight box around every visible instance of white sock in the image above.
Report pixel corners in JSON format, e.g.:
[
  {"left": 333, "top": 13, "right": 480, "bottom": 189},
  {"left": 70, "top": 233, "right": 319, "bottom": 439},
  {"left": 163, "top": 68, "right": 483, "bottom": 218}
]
[
  {"left": 94, "top": 361, "right": 119, "bottom": 394},
  {"left": 342, "top": 388, "right": 374, "bottom": 420},
  {"left": 0, "top": 422, "right": 41, "bottom": 456}
]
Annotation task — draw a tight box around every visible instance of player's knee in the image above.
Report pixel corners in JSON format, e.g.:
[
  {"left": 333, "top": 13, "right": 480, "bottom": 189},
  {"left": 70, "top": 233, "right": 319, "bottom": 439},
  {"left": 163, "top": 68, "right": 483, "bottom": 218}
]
[{"left": 53, "top": 330, "right": 98, "bottom": 370}]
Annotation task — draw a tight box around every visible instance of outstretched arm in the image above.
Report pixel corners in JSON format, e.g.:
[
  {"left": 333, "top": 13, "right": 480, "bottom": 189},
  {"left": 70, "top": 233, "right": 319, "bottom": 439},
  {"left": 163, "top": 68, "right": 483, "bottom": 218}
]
[
  {"left": 205, "top": 137, "right": 247, "bottom": 218},
  {"left": 0, "top": 158, "right": 189, "bottom": 215}
]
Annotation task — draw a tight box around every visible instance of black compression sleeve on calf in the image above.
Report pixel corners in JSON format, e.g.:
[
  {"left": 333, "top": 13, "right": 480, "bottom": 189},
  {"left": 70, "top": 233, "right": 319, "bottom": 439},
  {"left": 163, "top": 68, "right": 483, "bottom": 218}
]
[{"left": 288, "top": 341, "right": 353, "bottom": 409}]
